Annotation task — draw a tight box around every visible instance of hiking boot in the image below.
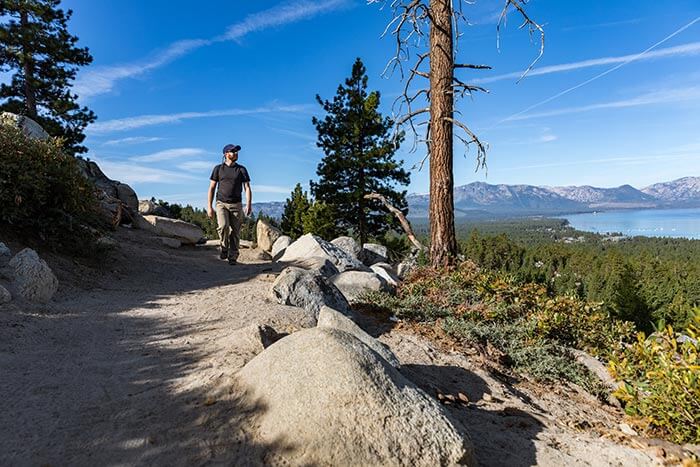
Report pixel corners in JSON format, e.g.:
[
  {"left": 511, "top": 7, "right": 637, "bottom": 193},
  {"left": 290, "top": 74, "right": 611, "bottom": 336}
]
[
  {"left": 228, "top": 257, "right": 237, "bottom": 265},
  {"left": 219, "top": 248, "right": 228, "bottom": 260}
]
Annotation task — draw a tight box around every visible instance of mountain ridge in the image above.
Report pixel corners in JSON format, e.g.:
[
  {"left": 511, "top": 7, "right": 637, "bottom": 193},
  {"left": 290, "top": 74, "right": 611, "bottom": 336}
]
[{"left": 252, "top": 177, "right": 700, "bottom": 219}]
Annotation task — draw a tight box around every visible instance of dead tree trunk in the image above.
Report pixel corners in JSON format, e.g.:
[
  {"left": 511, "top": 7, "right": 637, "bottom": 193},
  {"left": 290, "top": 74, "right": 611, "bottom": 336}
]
[{"left": 428, "top": 0, "right": 457, "bottom": 267}]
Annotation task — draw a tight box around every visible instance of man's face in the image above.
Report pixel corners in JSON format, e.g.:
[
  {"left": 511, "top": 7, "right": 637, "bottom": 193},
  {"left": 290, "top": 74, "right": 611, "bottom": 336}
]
[{"left": 225, "top": 150, "right": 239, "bottom": 162}]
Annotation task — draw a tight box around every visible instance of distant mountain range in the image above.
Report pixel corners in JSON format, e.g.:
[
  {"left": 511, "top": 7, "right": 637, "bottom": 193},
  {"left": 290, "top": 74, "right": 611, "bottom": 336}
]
[{"left": 251, "top": 177, "right": 700, "bottom": 219}]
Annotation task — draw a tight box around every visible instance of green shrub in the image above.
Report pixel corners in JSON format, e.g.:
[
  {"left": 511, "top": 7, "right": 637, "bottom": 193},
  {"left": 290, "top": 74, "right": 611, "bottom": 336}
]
[
  {"left": 609, "top": 309, "right": 700, "bottom": 444},
  {"left": 0, "top": 124, "right": 102, "bottom": 252}
]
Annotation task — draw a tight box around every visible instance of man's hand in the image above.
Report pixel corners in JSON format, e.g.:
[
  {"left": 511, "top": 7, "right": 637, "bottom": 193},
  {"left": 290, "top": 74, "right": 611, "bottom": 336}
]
[
  {"left": 207, "top": 207, "right": 215, "bottom": 219},
  {"left": 245, "top": 204, "right": 252, "bottom": 216}
]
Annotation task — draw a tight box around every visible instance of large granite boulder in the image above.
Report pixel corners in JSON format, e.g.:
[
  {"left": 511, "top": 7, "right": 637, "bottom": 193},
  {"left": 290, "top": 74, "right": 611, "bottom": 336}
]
[
  {"left": 134, "top": 214, "right": 204, "bottom": 245},
  {"left": 256, "top": 219, "right": 282, "bottom": 252},
  {"left": 360, "top": 242, "right": 389, "bottom": 266},
  {"left": 237, "top": 327, "right": 472, "bottom": 466},
  {"left": 330, "top": 270, "right": 392, "bottom": 303},
  {"left": 278, "top": 233, "right": 369, "bottom": 273},
  {"left": 0, "top": 112, "right": 49, "bottom": 140},
  {"left": 271, "top": 235, "right": 292, "bottom": 259},
  {"left": 330, "top": 236, "right": 361, "bottom": 259},
  {"left": 270, "top": 266, "right": 351, "bottom": 319},
  {"left": 317, "top": 305, "right": 400, "bottom": 368},
  {"left": 9, "top": 248, "right": 58, "bottom": 303}
]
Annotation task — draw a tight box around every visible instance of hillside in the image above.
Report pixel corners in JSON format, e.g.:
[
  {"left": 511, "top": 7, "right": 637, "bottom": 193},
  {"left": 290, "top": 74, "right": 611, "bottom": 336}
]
[{"left": 1, "top": 228, "right": 695, "bottom": 465}]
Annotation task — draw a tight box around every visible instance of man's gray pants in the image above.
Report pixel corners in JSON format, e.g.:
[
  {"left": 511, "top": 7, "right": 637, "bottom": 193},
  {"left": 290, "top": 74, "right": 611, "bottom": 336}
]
[{"left": 215, "top": 201, "right": 242, "bottom": 260}]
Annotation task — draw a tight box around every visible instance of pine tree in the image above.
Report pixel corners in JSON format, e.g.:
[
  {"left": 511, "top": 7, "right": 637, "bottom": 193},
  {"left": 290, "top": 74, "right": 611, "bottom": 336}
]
[
  {"left": 311, "top": 58, "right": 410, "bottom": 245},
  {"left": 0, "top": 0, "right": 95, "bottom": 154},
  {"left": 302, "top": 201, "right": 340, "bottom": 241},
  {"left": 280, "top": 183, "right": 311, "bottom": 240}
]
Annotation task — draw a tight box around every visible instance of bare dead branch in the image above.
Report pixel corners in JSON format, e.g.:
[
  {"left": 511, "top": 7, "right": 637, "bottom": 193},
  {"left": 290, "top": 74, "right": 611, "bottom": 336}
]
[
  {"left": 443, "top": 116, "right": 487, "bottom": 170},
  {"left": 454, "top": 63, "right": 492, "bottom": 70},
  {"left": 364, "top": 193, "right": 424, "bottom": 251},
  {"left": 497, "top": 0, "right": 545, "bottom": 82}
]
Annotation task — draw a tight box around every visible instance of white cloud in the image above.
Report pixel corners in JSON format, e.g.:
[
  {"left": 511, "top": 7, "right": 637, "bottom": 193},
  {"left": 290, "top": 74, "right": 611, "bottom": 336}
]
[
  {"left": 87, "top": 104, "right": 310, "bottom": 134},
  {"left": 102, "top": 136, "right": 164, "bottom": 146},
  {"left": 475, "top": 42, "right": 700, "bottom": 85},
  {"left": 509, "top": 86, "right": 700, "bottom": 121},
  {"left": 538, "top": 134, "right": 558, "bottom": 143},
  {"left": 130, "top": 148, "right": 207, "bottom": 163},
  {"left": 499, "top": 151, "right": 698, "bottom": 172},
  {"left": 94, "top": 160, "right": 199, "bottom": 184},
  {"left": 74, "top": 1, "right": 347, "bottom": 99}
]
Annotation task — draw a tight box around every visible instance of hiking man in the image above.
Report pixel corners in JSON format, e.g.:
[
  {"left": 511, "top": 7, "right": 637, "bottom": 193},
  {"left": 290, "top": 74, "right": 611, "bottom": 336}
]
[{"left": 207, "top": 144, "right": 252, "bottom": 265}]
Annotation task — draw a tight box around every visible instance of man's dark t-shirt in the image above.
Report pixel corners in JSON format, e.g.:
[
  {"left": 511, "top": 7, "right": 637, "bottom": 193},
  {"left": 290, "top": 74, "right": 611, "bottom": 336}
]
[{"left": 210, "top": 163, "right": 251, "bottom": 203}]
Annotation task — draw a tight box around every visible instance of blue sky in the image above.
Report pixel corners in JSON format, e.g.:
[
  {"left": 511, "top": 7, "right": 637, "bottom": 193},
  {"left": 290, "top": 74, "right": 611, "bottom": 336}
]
[{"left": 58, "top": 0, "right": 700, "bottom": 207}]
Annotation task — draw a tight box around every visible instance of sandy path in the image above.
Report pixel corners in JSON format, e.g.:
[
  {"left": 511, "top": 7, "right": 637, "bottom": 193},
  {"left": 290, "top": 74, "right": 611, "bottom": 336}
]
[
  {"left": 1, "top": 229, "right": 308, "bottom": 465},
  {"left": 0, "top": 228, "right": 664, "bottom": 466}
]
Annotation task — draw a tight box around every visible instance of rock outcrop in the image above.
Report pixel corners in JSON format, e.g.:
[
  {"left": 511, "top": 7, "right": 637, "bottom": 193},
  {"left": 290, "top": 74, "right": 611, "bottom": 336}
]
[
  {"left": 237, "top": 327, "right": 472, "bottom": 466},
  {"left": 9, "top": 248, "right": 58, "bottom": 303}
]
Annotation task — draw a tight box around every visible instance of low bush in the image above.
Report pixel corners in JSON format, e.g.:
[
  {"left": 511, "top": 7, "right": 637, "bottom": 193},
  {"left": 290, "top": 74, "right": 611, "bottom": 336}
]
[
  {"left": 0, "top": 124, "right": 103, "bottom": 253},
  {"left": 359, "top": 261, "right": 633, "bottom": 396},
  {"left": 609, "top": 310, "right": 700, "bottom": 444}
]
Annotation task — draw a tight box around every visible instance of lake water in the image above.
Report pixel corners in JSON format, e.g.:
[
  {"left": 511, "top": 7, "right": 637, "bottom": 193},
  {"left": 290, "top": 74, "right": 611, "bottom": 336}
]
[{"left": 563, "top": 208, "right": 700, "bottom": 240}]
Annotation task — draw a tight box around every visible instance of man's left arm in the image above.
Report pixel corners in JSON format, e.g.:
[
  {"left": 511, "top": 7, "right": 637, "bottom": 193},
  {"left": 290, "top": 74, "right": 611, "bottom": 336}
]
[{"left": 244, "top": 182, "right": 252, "bottom": 216}]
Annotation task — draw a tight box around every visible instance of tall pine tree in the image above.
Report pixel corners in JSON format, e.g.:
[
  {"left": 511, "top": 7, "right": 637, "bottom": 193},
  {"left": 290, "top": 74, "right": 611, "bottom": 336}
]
[
  {"left": 0, "top": 0, "right": 95, "bottom": 154},
  {"left": 311, "top": 58, "right": 410, "bottom": 244}
]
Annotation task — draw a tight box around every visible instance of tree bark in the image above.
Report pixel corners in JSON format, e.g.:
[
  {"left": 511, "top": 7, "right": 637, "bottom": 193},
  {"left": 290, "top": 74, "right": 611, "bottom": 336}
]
[
  {"left": 20, "top": 9, "right": 38, "bottom": 118},
  {"left": 428, "top": 0, "right": 457, "bottom": 267}
]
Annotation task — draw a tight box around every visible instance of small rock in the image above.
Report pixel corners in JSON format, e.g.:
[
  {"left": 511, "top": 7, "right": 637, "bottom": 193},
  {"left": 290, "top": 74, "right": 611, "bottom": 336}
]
[
  {"left": 370, "top": 262, "right": 400, "bottom": 287},
  {"left": 256, "top": 219, "right": 282, "bottom": 252},
  {"left": 619, "top": 423, "right": 638, "bottom": 436},
  {"left": 457, "top": 393, "right": 469, "bottom": 404},
  {"left": 360, "top": 243, "right": 388, "bottom": 266},
  {"left": 330, "top": 236, "right": 361, "bottom": 259},
  {"left": 9, "top": 248, "right": 58, "bottom": 303},
  {"left": 271, "top": 235, "right": 292, "bottom": 259}
]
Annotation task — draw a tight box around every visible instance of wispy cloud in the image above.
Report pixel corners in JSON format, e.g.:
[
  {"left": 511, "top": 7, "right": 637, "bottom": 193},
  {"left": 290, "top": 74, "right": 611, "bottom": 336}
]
[
  {"left": 509, "top": 86, "right": 700, "bottom": 121},
  {"left": 561, "top": 18, "right": 643, "bottom": 32},
  {"left": 94, "top": 159, "right": 199, "bottom": 184},
  {"left": 130, "top": 148, "right": 207, "bottom": 163},
  {"left": 500, "top": 151, "right": 698, "bottom": 172},
  {"left": 475, "top": 42, "right": 700, "bottom": 85},
  {"left": 102, "top": 136, "right": 165, "bottom": 146},
  {"left": 74, "top": 1, "right": 348, "bottom": 99},
  {"left": 88, "top": 104, "right": 310, "bottom": 134},
  {"left": 178, "top": 160, "right": 215, "bottom": 171},
  {"left": 538, "top": 134, "right": 558, "bottom": 143}
]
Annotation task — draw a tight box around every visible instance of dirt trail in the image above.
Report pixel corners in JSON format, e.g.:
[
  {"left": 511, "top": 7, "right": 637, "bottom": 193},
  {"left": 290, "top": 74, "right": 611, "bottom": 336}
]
[{"left": 0, "top": 228, "right": 664, "bottom": 466}]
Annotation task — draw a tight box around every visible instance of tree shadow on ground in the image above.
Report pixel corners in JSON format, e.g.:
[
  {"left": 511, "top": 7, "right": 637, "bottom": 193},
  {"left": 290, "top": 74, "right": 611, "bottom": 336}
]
[
  {"left": 402, "top": 364, "right": 543, "bottom": 467},
  {"left": 0, "top": 228, "right": 304, "bottom": 465}
]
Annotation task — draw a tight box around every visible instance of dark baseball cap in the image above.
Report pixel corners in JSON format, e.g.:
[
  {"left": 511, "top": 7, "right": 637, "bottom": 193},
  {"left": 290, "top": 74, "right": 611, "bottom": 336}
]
[{"left": 223, "top": 144, "right": 241, "bottom": 154}]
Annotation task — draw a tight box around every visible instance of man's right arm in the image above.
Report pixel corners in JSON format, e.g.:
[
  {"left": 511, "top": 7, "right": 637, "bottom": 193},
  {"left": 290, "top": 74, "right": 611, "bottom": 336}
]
[{"left": 207, "top": 180, "right": 217, "bottom": 219}]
